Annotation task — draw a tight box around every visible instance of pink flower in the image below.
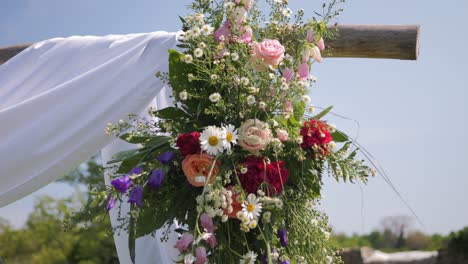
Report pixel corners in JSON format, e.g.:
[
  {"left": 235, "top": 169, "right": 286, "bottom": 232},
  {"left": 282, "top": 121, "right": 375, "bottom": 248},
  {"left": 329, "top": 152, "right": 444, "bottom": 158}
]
[
  {"left": 238, "top": 119, "right": 272, "bottom": 155},
  {"left": 311, "top": 46, "right": 322, "bottom": 63},
  {"left": 235, "top": 0, "right": 254, "bottom": 10},
  {"left": 241, "top": 26, "right": 253, "bottom": 44},
  {"left": 195, "top": 247, "right": 208, "bottom": 264},
  {"left": 298, "top": 62, "right": 309, "bottom": 80},
  {"left": 306, "top": 29, "right": 315, "bottom": 43},
  {"left": 207, "top": 234, "right": 217, "bottom": 248},
  {"left": 275, "top": 128, "right": 289, "bottom": 142},
  {"left": 316, "top": 37, "right": 325, "bottom": 51},
  {"left": 200, "top": 213, "right": 215, "bottom": 233},
  {"left": 214, "top": 21, "right": 231, "bottom": 42},
  {"left": 283, "top": 68, "right": 294, "bottom": 82},
  {"left": 230, "top": 7, "right": 247, "bottom": 27},
  {"left": 284, "top": 101, "right": 293, "bottom": 113},
  {"left": 251, "top": 39, "right": 285, "bottom": 69},
  {"left": 174, "top": 233, "right": 194, "bottom": 252}
]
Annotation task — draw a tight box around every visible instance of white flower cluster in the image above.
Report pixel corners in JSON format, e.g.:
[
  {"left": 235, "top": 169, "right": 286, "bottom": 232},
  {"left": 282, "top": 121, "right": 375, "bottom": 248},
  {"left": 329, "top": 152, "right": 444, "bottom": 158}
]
[
  {"left": 196, "top": 185, "right": 233, "bottom": 222},
  {"left": 182, "top": 13, "right": 214, "bottom": 41},
  {"left": 199, "top": 124, "right": 238, "bottom": 156},
  {"left": 237, "top": 193, "right": 262, "bottom": 232}
]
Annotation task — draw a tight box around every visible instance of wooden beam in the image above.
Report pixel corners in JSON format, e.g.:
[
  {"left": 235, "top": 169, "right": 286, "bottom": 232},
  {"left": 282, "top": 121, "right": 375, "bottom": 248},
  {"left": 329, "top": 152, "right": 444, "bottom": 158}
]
[
  {"left": 0, "top": 25, "right": 420, "bottom": 65},
  {"left": 325, "top": 24, "right": 420, "bottom": 60},
  {"left": 0, "top": 43, "right": 31, "bottom": 65}
]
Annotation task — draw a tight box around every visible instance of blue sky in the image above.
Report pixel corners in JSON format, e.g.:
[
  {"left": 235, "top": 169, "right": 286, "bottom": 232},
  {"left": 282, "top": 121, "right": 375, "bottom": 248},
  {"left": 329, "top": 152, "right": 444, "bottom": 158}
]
[{"left": 1, "top": 0, "right": 467, "bottom": 235}]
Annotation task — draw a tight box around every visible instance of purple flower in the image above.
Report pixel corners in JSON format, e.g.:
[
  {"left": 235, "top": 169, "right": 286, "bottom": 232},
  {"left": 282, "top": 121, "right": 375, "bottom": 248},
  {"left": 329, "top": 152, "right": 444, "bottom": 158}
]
[
  {"left": 279, "top": 260, "right": 291, "bottom": 264},
  {"left": 157, "top": 151, "right": 175, "bottom": 164},
  {"left": 195, "top": 247, "right": 207, "bottom": 264},
  {"left": 106, "top": 196, "right": 116, "bottom": 211},
  {"left": 128, "top": 185, "right": 143, "bottom": 208},
  {"left": 128, "top": 166, "right": 143, "bottom": 175},
  {"left": 278, "top": 228, "right": 287, "bottom": 247},
  {"left": 200, "top": 213, "right": 215, "bottom": 233},
  {"left": 148, "top": 169, "right": 165, "bottom": 190},
  {"left": 111, "top": 175, "right": 132, "bottom": 193}
]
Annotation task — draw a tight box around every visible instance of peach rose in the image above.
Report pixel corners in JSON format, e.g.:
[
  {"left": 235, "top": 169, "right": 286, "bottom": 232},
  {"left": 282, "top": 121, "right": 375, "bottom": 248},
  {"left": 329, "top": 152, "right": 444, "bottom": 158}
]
[
  {"left": 182, "top": 154, "right": 219, "bottom": 187},
  {"left": 238, "top": 119, "right": 271, "bottom": 155},
  {"left": 251, "top": 39, "right": 285, "bottom": 69}
]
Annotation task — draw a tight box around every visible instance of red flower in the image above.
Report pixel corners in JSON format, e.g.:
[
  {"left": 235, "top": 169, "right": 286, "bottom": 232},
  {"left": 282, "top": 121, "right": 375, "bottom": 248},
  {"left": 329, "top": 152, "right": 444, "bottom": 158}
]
[
  {"left": 239, "top": 156, "right": 289, "bottom": 195},
  {"left": 176, "top": 132, "right": 201, "bottom": 156},
  {"left": 300, "top": 119, "right": 332, "bottom": 157}
]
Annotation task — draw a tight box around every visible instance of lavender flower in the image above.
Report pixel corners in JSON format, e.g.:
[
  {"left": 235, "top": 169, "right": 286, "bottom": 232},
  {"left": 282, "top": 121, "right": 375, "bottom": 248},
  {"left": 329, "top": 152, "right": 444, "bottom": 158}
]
[
  {"left": 128, "top": 185, "right": 143, "bottom": 207},
  {"left": 278, "top": 228, "right": 287, "bottom": 247},
  {"left": 156, "top": 151, "right": 175, "bottom": 164},
  {"left": 148, "top": 169, "right": 165, "bottom": 190},
  {"left": 128, "top": 166, "right": 143, "bottom": 175},
  {"left": 279, "top": 260, "right": 290, "bottom": 264},
  {"left": 106, "top": 196, "right": 116, "bottom": 211},
  {"left": 111, "top": 175, "right": 132, "bottom": 193}
]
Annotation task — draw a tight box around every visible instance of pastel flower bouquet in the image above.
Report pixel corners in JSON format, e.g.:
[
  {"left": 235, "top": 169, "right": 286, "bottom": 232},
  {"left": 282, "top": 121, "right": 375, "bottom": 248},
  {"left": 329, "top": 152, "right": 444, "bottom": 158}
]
[{"left": 97, "top": 0, "right": 374, "bottom": 263}]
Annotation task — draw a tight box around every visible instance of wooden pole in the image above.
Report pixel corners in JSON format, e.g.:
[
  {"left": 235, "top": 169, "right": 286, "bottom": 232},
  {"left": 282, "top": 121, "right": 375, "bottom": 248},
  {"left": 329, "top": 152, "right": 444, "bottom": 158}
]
[
  {"left": 0, "top": 25, "right": 419, "bottom": 65},
  {"left": 325, "top": 25, "right": 420, "bottom": 60}
]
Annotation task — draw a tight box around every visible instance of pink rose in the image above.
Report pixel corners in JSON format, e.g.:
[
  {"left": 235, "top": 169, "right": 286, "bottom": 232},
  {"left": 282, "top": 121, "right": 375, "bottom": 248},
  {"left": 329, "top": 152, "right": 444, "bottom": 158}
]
[
  {"left": 275, "top": 128, "right": 289, "bottom": 142},
  {"left": 214, "top": 21, "right": 231, "bottom": 42},
  {"left": 283, "top": 68, "right": 294, "bottom": 82},
  {"left": 174, "top": 233, "right": 193, "bottom": 252},
  {"left": 251, "top": 39, "right": 285, "bottom": 69},
  {"left": 238, "top": 119, "right": 271, "bottom": 155},
  {"left": 298, "top": 62, "right": 309, "bottom": 80}
]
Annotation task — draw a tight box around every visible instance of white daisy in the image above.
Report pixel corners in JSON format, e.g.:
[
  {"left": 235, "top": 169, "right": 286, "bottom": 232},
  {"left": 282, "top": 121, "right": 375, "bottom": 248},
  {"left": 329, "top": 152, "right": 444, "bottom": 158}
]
[
  {"left": 246, "top": 95, "right": 256, "bottom": 105},
  {"left": 194, "top": 48, "right": 204, "bottom": 58},
  {"left": 184, "top": 54, "right": 193, "bottom": 64},
  {"left": 191, "top": 26, "right": 201, "bottom": 37},
  {"left": 201, "top": 24, "right": 214, "bottom": 35},
  {"left": 211, "top": 74, "right": 218, "bottom": 81},
  {"left": 302, "top": 95, "right": 311, "bottom": 103},
  {"left": 209, "top": 92, "right": 221, "bottom": 103},
  {"left": 307, "top": 105, "right": 315, "bottom": 113},
  {"left": 187, "top": 73, "right": 195, "bottom": 82},
  {"left": 200, "top": 126, "right": 226, "bottom": 156},
  {"left": 231, "top": 52, "right": 239, "bottom": 61},
  {"left": 280, "top": 82, "right": 289, "bottom": 90},
  {"left": 198, "top": 42, "right": 207, "bottom": 49},
  {"left": 240, "top": 251, "right": 258, "bottom": 264},
  {"left": 240, "top": 77, "right": 249, "bottom": 86},
  {"left": 328, "top": 123, "right": 336, "bottom": 133},
  {"left": 222, "top": 124, "right": 238, "bottom": 150},
  {"left": 242, "top": 194, "right": 262, "bottom": 220},
  {"left": 179, "top": 90, "right": 188, "bottom": 100}
]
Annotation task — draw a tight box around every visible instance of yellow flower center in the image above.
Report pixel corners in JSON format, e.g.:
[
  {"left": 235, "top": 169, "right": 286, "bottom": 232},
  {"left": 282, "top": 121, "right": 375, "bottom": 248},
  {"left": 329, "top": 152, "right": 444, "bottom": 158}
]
[
  {"left": 226, "top": 132, "right": 233, "bottom": 142},
  {"left": 247, "top": 203, "right": 255, "bottom": 212},
  {"left": 208, "top": 136, "right": 219, "bottom": 146}
]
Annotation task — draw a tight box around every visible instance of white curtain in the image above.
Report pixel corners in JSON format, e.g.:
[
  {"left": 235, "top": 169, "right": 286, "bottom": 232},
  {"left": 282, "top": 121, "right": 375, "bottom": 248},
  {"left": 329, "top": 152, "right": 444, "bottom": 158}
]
[{"left": 0, "top": 31, "right": 181, "bottom": 263}]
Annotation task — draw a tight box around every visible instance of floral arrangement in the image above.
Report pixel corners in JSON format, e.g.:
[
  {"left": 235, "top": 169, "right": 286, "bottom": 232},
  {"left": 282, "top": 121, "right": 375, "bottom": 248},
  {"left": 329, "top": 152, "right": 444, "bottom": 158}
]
[{"left": 96, "top": 0, "right": 374, "bottom": 263}]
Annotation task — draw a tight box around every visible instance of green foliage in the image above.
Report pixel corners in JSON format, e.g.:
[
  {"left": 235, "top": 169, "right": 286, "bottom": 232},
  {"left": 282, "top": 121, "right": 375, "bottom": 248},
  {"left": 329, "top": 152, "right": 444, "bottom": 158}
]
[
  {"left": 0, "top": 195, "right": 118, "bottom": 264},
  {"left": 447, "top": 226, "right": 468, "bottom": 256}
]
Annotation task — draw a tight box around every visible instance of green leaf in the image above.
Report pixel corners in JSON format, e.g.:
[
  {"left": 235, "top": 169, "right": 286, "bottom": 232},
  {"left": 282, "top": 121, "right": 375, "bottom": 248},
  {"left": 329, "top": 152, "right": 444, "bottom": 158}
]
[
  {"left": 119, "top": 134, "right": 154, "bottom": 144},
  {"left": 293, "top": 100, "right": 306, "bottom": 122},
  {"left": 108, "top": 149, "right": 141, "bottom": 164},
  {"left": 312, "top": 106, "right": 333, "bottom": 120},
  {"left": 331, "top": 130, "right": 349, "bottom": 142},
  {"left": 154, "top": 107, "right": 192, "bottom": 120},
  {"left": 168, "top": 49, "right": 193, "bottom": 94}
]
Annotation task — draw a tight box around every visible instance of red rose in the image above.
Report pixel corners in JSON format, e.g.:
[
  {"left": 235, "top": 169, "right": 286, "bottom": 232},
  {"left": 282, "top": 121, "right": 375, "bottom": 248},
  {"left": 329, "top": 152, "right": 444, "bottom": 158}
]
[
  {"left": 300, "top": 119, "right": 332, "bottom": 157},
  {"left": 239, "top": 156, "right": 289, "bottom": 195},
  {"left": 176, "top": 132, "right": 201, "bottom": 156}
]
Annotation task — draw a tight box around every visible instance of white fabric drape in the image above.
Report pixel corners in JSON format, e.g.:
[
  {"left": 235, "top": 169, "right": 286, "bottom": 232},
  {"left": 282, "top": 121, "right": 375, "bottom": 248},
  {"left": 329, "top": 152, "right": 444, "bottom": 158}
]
[{"left": 0, "top": 31, "right": 181, "bottom": 263}]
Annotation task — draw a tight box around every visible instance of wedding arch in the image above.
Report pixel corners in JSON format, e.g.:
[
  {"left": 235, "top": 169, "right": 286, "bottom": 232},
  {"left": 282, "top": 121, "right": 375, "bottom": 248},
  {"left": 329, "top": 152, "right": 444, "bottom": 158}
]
[{"left": 0, "top": 13, "right": 419, "bottom": 264}]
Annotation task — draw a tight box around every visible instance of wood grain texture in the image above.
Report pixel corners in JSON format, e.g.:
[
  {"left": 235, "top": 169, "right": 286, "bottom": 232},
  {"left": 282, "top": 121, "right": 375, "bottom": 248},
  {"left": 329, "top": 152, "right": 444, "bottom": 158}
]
[
  {"left": 325, "top": 24, "right": 420, "bottom": 60},
  {"left": 0, "top": 25, "right": 420, "bottom": 65}
]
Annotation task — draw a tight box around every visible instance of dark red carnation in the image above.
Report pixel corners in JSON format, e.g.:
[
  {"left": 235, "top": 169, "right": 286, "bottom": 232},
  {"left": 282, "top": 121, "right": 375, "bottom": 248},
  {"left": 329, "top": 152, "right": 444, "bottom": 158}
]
[
  {"left": 300, "top": 119, "right": 332, "bottom": 157},
  {"left": 239, "top": 156, "right": 289, "bottom": 195},
  {"left": 176, "top": 132, "right": 201, "bottom": 156}
]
